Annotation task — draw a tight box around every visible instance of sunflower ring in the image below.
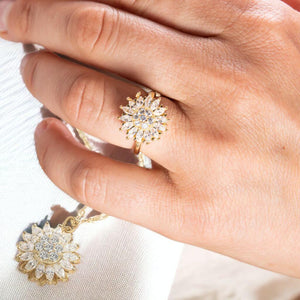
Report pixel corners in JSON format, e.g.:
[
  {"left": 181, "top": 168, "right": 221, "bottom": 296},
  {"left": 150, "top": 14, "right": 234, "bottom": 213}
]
[{"left": 119, "top": 91, "right": 168, "bottom": 154}]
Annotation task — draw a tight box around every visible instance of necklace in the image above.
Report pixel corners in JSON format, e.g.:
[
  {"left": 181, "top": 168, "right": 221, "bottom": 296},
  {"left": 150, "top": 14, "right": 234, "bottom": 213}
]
[{"left": 15, "top": 127, "right": 147, "bottom": 285}]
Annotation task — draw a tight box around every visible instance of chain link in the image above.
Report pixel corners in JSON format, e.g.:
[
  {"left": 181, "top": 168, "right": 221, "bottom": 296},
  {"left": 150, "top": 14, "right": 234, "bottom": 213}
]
[
  {"left": 64, "top": 128, "right": 145, "bottom": 233},
  {"left": 60, "top": 129, "right": 109, "bottom": 233}
]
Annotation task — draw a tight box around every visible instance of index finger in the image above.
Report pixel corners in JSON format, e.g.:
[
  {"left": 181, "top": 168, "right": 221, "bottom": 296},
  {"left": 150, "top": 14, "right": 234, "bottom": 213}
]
[{"left": 2, "top": 0, "right": 205, "bottom": 101}]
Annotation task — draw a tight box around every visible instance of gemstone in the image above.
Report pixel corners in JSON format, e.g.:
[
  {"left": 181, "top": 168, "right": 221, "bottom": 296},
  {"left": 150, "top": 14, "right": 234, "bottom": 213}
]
[
  {"left": 54, "top": 226, "right": 62, "bottom": 235},
  {"left": 43, "top": 242, "right": 54, "bottom": 252},
  {"left": 20, "top": 252, "right": 33, "bottom": 261},
  {"left": 25, "top": 259, "right": 37, "bottom": 271},
  {"left": 159, "top": 116, "right": 168, "bottom": 124},
  {"left": 39, "top": 251, "right": 49, "bottom": 260},
  {"left": 32, "top": 226, "right": 43, "bottom": 236},
  {"left": 128, "top": 100, "right": 136, "bottom": 108},
  {"left": 140, "top": 115, "right": 146, "bottom": 121},
  {"left": 35, "top": 264, "right": 45, "bottom": 279},
  {"left": 53, "top": 264, "right": 65, "bottom": 279},
  {"left": 23, "top": 232, "right": 32, "bottom": 242},
  {"left": 128, "top": 127, "right": 138, "bottom": 138},
  {"left": 121, "top": 106, "right": 134, "bottom": 115},
  {"left": 43, "top": 222, "right": 51, "bottom": 234},
  {"left": 64, "top": 242, "right": 78, "bottom": 252},
  {"left": 35, "top": 242, "right": 43, "bottom": 251},
  {"left": 145, "top": 109, "right": 152, "bottom": 117},
  {"left": 45, "top": 266, "right": 55, "bottom": 281},
  {"left": 136, "top": 130, "right": 144, "bottom": 143},
  {"left": 49, "top": 252, "right": 59, "bottom": 262},
  {"left": 40, "top": 235, "right": 49, "bottom": 242},
  {"left": 62, "top": 233, "right": 72, "bottom": 243},
  {"left": 136, "top": 97, "right": 144, "bottom": 107},
  {"left": 138, "top": 109, "right": 145, "bottom": 115},
  {"left": 151, "top": 99, "right": 160, "bottom": 111},
  {"left": 18, "top": 241, "right": 34, "bottom": 252},
  {"left": 122, "top": 122, "right": 133, "bottom": 131},
  {"left": 147, "top": 117, "right": 153, "bottom": 124},
  {"left": 31, "top": 235, "right": 40, "bottom": 243},
  {"left": 158, "top": 125, "right": 166, "bottom": 132},
  {"left": 49, "top": 236, "right": 59, "bottom": 244},
  {"left": 55, "top": 244, "right": 63, "bottom": 253},
  {"left": 144, "top": 95, "right": 152, "bottom": 107},
  {"left": 63, "top": 252, "right": 79, "bottom": 262},
  {"left": 144, "top": 131, "right": 152, "bottom": 142},
  {"left": 142, "top": 123, "right": 148, "bottom": 129},
  {"left": 154, "top": 107, "right": 167, "bottom": 116},
  {"left": 151, "top": 129, "right": 160, "bottom": 139},
  {"left": 60, "top": 259, "right": 74, "bottom": 271},
  {"left": 120, "top": 114, "right": 132, "bottom": 122}
]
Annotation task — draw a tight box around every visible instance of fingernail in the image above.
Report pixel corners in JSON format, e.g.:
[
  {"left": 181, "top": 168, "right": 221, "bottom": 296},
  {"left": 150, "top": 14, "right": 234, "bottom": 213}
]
[
  {"left": 35, "top": 120, "right": 50, "bottom": 138},
  {"left": 0, "top": 1, "right": 13, "bottom": 32}
]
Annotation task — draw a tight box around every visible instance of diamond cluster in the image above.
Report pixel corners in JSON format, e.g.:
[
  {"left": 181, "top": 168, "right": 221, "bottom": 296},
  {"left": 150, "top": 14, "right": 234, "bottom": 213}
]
[
  {"left": 16, "top": 222, "right": 80, "bottom": 285},
  {"left": 119, "top": 91, "right": 168, "bottom": 144}
]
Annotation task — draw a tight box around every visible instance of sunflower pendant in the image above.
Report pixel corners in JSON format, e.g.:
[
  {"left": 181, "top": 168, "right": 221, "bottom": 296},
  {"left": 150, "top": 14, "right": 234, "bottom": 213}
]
[{"left": 15, "top": 222, "right": 80, "bottom": 285}]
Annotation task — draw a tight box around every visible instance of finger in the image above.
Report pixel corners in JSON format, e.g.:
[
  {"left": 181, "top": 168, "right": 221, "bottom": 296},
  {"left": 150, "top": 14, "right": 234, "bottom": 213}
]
[
  {"left": 3, "top": 0, "right": 207, "bottom": 100},
  {"left": 93, "top": 0, "right": 252, "bottom": 36},
  {"left": 34, "top": 117, "right": 176, "bottom": 235},
  {"left": 21, "top": 51, "right": 185, "bottom": 170}
]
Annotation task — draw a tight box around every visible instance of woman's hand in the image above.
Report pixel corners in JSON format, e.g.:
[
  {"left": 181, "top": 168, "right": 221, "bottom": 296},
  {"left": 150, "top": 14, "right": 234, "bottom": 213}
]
[{"left": 2, "top": 0, "right": 300, "bottom": 277}]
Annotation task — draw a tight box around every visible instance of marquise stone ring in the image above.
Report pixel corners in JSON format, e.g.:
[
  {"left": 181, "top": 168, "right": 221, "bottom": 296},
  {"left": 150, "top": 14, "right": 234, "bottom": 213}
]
[{"left": 119, "top": 91, "right": 168, "bottom": 154}]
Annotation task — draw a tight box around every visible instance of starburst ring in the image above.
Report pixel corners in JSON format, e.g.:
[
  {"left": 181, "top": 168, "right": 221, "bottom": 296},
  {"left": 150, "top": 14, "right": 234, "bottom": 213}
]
[{"left": 119, "top": 91, "right": 168, "bottom": 154}]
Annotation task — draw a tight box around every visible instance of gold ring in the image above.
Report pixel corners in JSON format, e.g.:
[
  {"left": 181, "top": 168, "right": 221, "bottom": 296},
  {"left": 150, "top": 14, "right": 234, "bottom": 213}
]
[{"left": 119, "top": 91, "right": 168, "bottom": 154}]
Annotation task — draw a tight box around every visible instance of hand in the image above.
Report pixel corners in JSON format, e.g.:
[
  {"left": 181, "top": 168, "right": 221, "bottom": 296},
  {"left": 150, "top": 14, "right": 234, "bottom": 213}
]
[{"left": 2, "top": 0, "right": 300, "bottom": 277}]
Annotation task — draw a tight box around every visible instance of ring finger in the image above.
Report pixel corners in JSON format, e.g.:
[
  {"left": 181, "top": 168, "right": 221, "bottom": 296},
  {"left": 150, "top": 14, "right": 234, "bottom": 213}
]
[{"left": 21, "top": 51, "right": 185, "bottom": 169}]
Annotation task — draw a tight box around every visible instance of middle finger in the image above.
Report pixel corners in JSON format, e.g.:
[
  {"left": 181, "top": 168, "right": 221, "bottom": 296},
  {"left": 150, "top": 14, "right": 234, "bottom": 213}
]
[
  {"left": 5, "top": 0, "right": 208, "bottom": 101},
  {"left": 21, "top": 51, "right": 185, "bottom": 170}
]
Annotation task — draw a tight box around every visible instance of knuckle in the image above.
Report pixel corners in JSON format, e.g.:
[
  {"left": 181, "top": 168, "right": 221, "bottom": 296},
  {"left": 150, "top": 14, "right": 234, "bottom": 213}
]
[
  {"left": 14, "top": 0, "right": 34, "bottom": 37},
  {"left": 242, "top": 6, "right": 291, "bottom": 46},
  {"left": 66, "top": 5, "right": 120, "bottom": 55},
  {"left": 70, "top": 160, "right": 108, "bottom": 207},
  {"left": 62, "top": 74, "right": 104, "bottom": 125}
]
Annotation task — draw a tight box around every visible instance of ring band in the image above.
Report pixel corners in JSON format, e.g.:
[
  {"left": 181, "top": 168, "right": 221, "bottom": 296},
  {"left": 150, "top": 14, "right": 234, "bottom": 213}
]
[{"left": 119, "top": 91, "right": 168, "bottom": 154}]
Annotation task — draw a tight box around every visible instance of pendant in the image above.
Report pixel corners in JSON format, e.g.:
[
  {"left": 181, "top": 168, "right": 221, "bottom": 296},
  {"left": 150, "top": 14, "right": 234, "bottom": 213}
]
[
  {"left": 15, "top": 221, "right": 80, "bottom": 285},
  {"left": 15, "top": 206, "right": 108, "bottom": 286}
]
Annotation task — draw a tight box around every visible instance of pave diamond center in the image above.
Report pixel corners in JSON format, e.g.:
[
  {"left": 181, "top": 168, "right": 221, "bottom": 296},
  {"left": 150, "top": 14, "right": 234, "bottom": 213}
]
[{"left": 34, "top": 234, "right": 63, "bottom": 264}]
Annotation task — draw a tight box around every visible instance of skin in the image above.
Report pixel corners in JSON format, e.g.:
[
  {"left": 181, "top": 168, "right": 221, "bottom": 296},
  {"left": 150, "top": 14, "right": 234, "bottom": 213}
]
[{"left": 1, "top": 0, "right": 300, "bottom": 277}]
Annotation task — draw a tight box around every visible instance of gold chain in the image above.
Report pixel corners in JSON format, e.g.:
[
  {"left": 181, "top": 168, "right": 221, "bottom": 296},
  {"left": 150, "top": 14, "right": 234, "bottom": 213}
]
[
  {"left": 61, "top": 128, "right": 147, "bottom": 233},
  {"left": 61, "top": 128, "right": 109, "bottom": 233}
]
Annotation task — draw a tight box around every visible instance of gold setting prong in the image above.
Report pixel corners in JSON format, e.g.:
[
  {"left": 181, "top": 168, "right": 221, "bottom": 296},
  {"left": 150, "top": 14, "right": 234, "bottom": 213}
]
[{"left": 149, "top": 91, "right": 155, "bottom": 99}]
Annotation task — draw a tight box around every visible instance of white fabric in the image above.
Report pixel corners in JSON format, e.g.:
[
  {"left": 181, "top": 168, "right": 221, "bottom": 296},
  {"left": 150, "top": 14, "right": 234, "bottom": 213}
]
[
  {"left": 0, "top": 40, "right": 183, "bottom": 300},
  {"left": 169, "top": 245, "right": 300, "bottom": 300}
]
